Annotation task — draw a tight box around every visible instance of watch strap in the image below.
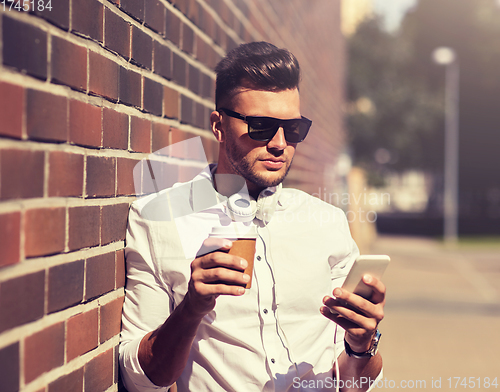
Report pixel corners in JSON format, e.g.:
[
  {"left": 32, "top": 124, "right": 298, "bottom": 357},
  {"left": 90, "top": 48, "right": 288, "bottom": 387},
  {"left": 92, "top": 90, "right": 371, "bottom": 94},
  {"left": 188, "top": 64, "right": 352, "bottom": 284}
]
[{"left": 344, "top": 329, "right": 381, "bottom": 358}]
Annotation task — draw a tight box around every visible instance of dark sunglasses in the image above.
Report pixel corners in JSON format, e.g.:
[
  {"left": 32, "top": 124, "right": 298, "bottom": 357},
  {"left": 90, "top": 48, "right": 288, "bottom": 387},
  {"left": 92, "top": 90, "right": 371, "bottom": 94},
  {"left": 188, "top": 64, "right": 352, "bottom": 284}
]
[{"left": 218, "top": 108, "right": 312, "bottom": 143}]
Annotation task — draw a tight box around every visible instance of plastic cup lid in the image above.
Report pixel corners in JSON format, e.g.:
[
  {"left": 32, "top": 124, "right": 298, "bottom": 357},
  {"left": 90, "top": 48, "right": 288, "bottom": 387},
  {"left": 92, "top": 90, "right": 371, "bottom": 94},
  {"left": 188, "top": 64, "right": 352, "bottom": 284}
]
[{"left": 210, "top": 223, "right": 257, "bottom": 239}]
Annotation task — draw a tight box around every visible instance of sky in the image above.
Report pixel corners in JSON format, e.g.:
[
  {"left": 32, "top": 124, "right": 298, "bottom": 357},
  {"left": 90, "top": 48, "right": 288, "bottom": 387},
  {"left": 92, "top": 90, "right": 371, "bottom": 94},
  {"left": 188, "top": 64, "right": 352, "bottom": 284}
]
[{"left": 371, "top": 0, "right": 418, "bottom": 31}]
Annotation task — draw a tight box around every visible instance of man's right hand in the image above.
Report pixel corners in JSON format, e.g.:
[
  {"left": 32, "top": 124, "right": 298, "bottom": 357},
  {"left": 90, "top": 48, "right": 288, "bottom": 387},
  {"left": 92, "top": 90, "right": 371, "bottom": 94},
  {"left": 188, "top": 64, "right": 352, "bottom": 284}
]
[
  {"left": 184, "top": 237, "right": 250, "bottom": 318},
  {"left": 138, "top": 237, "right": 249, "bottom": 387}
]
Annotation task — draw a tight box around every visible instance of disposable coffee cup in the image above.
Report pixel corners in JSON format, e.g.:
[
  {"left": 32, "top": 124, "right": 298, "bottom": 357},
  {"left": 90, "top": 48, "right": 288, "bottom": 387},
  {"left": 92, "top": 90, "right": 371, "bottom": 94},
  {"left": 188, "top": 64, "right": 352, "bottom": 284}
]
[{"left": 210, "top": 224, "right": 257, "bottom": 289}]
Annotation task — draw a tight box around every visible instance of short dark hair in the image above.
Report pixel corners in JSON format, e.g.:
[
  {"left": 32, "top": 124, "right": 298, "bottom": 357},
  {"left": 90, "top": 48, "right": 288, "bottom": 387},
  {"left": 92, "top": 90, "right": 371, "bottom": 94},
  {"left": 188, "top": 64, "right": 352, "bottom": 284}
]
[{"left": 214, "top": 41, "right": 301, "bottom": 108}]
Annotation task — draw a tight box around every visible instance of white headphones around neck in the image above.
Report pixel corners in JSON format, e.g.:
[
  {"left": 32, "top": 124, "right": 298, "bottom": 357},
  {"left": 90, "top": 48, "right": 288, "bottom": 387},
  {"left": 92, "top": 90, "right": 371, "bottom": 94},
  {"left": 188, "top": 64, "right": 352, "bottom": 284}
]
[{"left": 227, "top": 184, "right": 281, "bottom": 223}]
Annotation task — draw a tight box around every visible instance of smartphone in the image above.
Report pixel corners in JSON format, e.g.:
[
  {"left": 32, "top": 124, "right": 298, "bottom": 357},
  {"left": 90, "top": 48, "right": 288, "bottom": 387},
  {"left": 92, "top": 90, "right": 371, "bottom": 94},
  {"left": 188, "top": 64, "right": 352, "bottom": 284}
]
[{"left": 341, "top": 255, "right": 391, "bottom": 299}]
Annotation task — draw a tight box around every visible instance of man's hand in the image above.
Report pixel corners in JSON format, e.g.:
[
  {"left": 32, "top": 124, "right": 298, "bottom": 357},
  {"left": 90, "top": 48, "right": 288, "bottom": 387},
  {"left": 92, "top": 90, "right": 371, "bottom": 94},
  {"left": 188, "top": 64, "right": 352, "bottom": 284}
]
[
  {"left": 138, "top": 236, "right": 251, "bottom": 387},
  {"left": 184, "top": 237, "right": 251, "bottom": 318},
  {"left": 320, "top": 275, "right": 386, "bottom": 352}
]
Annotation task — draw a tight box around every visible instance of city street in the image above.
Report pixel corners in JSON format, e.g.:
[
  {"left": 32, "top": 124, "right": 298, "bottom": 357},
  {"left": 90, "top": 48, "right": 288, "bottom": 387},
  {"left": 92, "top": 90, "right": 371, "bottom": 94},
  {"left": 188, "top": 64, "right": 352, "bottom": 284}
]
[{"left": 372, "top": 235, "right": 500, "bottom": 391}]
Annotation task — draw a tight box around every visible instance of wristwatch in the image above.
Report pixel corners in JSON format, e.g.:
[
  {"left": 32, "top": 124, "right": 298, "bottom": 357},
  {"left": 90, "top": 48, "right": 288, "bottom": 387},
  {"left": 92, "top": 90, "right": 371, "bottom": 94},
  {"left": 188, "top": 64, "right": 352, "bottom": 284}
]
[{"left": 344, "top": 329, "right": 381, "bottom": 359}]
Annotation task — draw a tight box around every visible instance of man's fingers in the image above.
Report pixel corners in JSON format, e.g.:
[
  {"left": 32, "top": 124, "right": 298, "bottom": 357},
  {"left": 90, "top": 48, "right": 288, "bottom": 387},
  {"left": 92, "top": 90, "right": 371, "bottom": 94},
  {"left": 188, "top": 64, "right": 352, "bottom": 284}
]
[
  {"left": 196, "top": 252, "right": 247, "bottom": 272},
  {"left": 196, "top": 237, "right": 233, "bottom": 257},
  {"left": 362, "top": 275, "right": 386, "bottom": 304},
  {"left": 196, "top": 266, "right": 250, "bottom": 286},
  {"left": 193, "top": 280, "right": 246, "bottom": 297}
]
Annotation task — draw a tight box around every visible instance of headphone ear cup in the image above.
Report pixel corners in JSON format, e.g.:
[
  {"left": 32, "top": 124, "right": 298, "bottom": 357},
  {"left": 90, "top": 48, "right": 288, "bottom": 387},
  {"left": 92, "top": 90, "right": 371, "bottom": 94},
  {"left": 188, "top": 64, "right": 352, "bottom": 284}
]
[{"left": 227, "top": 193, "right": 257, "bottom": 222}]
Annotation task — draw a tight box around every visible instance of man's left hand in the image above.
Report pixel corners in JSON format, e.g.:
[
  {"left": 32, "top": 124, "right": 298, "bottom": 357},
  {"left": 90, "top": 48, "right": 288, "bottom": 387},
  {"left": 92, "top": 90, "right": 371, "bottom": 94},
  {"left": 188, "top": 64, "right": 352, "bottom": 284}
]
[{"left": 320, "top": 275, "right": 386, "bottom": 352}]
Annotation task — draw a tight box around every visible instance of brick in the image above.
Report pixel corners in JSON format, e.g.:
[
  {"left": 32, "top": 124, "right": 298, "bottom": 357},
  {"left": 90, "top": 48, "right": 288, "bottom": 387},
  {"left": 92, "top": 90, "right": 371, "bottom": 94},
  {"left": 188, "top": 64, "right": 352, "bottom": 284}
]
[
  {"left": 27, "top": 89, "right": 68, "bottom": 142},
  {"left": 188, "top": 64, "right": 200, "bottom": 95},
  {"left": 66, "top": 309, "right": 98, "bottom": 361},
  {"left": 0, "top": 149, "right": 44, "bottom": 200},
  {"left": 48, "top": 152, "right": 84, "bottom": 197},
  {"left": 35, "top": 0, "right": 70, "bottom": 30},
  {"left": 47, "top": 260, "right": 84, "bottom": 313},
  {"left": 0, "top": 212, "right": 21, "bottom": 267},
  {"left": 201, "top": 73, "right": 214, "bottom": 99},
  {"left": 116, "top": 158, "right": 138, "bottom": 196},
  {"left": 130, "top": 116, "right": 151, "bottom": 153},
  {"left": 89, "top": 52, "right": 119, "bottom": 101},
  {"left": 180, "top": 95, "right": 193, "bottom": 124},
  {"left": 227, "top": 35, "right": 238, "bottom": 51},
  {"left": 181, "top": 23, "right": 194, "bottom": 54},
  {"left": 165, "top": 8, "right": 181, "bottom": 45},
  {"left": 119, "top": 67, "right": 142, "bottom": 108},
  {"left": 131, "top": 26, "right": 153, "bottom": 69},
  {"left": 169, "top": 127, "right": 188, "bottom": 158},
  {"left": 115, "top": 249, "right": 126, "bottom": 288},
  {"left": 152, "top": 122, "right": 170, "bottom": 152},
  {"left": 153, "top": 41, "right": 172, "bottom": 80},
  {"left": 172, "top": 52, "right": 187, "bottom": 86},
  {"left": 0, "top": 342, "right": 19, "bottom": 392},
  {"left": 145, "top": 0, "right": 165, "bottom": 34},
  {"left": 71, "top": 0, "right": 104, "bottom": 42},
  {"left": 121, "top": 0, "right": 145, "bottom": 21},
  {"left": 163, "top": 86, "right": 179, "bottom": 119},
  {"left": 143, "top": 158, "right": 180, "bottom": 193},
  {"left": 202, "top": 136, "right": 219, "bottom": 163},
  {"left": 86, "top": 156, "right": 115, "bottom": 197},
  {"left": 69, "top": 101, "right": 102, "bottom": 148},
  {"left": 187, "top": 0, "right": 198, "bottom": 23},
  {"left": 0, "top": 82, "right": 24, "bottom": 139},
  {"left": 102, "top": 109, "right": 128, "bottom": 150},
  {"left": 0, "top": 271, "right": 45, "bottom": 333},
  {"left": 143, "top": 77, "right": 163, "bottom": 116},
  {"left": 51, "top": 36, "right": 87, "bottom": 91},
  {"left": 24, "top": 208, "right": 66, "bottom": 257},
  {"left": 194, "top": 102, "right": 206, "bottom": 129},
  {"left": 48, "top": 368, "right": 84, "bottom": 392},
  {"left": 85, "top": 252, "right": 115, "bottom": 300},
  {"left": 200, "top": 8, "right": 215, "bottom": 37},
  {"left": 104, "top": 9, "right": 130, "bottom": 59},
  {"left": 68, "top": 206, "right": 100, "bottom": 251},
  {"left": 24, "top": 322, "right": 65, "bottom": 383},
  {"left": 100, "top": 296, "right": 124, "bottom": 342},
  {"left": 101, "top": 203, "right": 129, "bottom": 245},
  {"left": 2, "top": 15, "right": 47, "bottom": 80},
  {"left": 195, "top": 35, "right": 208, "bottom": 64},
  {"left": 84, "top": 349, "right": 113, "bottom": 392}
]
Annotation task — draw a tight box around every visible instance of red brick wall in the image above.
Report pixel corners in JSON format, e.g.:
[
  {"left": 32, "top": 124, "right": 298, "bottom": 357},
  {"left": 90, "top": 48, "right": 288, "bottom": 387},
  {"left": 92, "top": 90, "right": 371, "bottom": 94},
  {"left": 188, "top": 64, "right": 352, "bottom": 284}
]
[{"left": 0, "top": 1, "right": 345, "bottom": 391}]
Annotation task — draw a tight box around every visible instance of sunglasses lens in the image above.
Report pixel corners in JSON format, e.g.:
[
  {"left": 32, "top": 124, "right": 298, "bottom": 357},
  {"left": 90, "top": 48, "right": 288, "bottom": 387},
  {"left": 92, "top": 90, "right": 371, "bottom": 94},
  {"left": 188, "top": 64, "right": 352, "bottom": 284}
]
[
  {"left": 246, "top": 117, "right": 311, "bottom": 143},
  {"left": 248, "top": 118, "right": 279, "bottom": 141}
]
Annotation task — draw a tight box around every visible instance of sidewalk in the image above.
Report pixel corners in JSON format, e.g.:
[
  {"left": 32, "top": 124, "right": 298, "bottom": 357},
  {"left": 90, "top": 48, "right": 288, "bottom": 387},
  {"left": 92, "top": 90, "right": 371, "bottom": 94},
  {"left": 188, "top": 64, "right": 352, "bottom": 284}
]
[{"left": 371, "top": 235, "right": 500, "bottom": 390}]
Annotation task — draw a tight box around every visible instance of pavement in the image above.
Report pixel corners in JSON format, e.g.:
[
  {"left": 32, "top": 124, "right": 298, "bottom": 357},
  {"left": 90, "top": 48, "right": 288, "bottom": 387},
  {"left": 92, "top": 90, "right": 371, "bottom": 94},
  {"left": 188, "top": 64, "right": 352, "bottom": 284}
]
[{"left": 370, "top": 235, "right": 500, "bottom": 391}]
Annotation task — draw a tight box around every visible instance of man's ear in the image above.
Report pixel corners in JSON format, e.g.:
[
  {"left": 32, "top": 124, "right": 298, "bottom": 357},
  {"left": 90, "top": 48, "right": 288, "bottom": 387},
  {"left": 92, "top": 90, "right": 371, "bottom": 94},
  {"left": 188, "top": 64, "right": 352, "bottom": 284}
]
[{"left": 210, "top": 110, "right": 224, "bottom": 142}]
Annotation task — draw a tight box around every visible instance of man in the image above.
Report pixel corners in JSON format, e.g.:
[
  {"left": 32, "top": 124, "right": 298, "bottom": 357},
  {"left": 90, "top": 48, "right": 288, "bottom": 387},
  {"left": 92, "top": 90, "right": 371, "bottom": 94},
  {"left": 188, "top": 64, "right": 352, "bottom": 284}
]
[{"left": 120, "top": 42, "right": 385, "bottom": 392}]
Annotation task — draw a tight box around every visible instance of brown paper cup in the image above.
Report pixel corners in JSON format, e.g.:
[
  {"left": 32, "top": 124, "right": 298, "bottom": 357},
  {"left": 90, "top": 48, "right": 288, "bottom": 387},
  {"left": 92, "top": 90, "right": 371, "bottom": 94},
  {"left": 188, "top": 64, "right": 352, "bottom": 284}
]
[
  {"left": 229, "top": 238, "right": 256, "bottom": 289},
  {"left": 210, "top": 224, "right": 257, "bottom": 289}
]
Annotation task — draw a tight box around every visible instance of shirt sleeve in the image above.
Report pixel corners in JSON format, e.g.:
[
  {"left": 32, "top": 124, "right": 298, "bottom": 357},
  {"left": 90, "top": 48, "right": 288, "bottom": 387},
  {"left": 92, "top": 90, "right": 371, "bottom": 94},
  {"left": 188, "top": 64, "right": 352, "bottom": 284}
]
[{"left": 119, "top": 202, "right": 172, "bottom": 392}]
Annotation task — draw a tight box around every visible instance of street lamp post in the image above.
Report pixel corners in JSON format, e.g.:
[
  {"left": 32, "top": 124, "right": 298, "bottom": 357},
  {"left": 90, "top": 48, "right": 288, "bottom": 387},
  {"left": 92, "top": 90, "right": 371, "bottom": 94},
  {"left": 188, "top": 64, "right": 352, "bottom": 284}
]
[{"left": 432, "top": 47, "right": 460, "bottom": 244}]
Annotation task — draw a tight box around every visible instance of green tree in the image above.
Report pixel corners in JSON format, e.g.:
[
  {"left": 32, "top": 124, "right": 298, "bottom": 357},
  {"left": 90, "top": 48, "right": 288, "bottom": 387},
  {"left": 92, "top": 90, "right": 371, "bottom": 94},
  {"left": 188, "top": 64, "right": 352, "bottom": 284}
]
[{"left": 346, "top": 16, "right": 444, "bottom": 184}]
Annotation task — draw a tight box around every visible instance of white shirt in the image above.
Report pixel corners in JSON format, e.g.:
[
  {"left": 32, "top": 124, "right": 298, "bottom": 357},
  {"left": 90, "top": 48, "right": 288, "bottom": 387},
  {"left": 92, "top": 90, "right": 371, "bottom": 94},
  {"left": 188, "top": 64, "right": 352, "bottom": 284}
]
[{"left": 119, "top": 166, "right": 364, "bottom": 392}]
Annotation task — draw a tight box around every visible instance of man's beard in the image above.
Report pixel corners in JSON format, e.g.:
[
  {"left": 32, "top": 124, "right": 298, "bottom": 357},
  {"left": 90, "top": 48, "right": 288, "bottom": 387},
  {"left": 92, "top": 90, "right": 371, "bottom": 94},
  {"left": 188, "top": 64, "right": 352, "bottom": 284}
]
[{"left": 224, "top": 135, "right": 293, "bottom": 189}]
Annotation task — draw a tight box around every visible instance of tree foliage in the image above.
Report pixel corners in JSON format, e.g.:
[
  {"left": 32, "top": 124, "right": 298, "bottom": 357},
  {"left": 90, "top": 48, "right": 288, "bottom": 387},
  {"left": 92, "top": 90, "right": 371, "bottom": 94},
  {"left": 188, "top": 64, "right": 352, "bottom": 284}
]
[
  {"left": 347, "top": 0, "right": 500, "bottom": 194},
  {"left": 346, "top": 16, "right": 444, "bottom": 181}
]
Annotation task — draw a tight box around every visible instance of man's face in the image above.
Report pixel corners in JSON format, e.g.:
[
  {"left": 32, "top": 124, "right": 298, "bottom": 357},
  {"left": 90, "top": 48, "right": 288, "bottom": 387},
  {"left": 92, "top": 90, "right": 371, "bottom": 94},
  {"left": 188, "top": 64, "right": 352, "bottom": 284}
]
[{"left": 214, "top": 87, "right": 301, "bottom": 197}]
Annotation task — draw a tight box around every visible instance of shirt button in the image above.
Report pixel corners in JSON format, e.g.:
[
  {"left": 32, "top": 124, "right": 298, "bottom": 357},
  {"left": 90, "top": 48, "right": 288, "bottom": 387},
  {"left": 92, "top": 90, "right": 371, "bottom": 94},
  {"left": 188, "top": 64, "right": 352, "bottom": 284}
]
[
  {"left": 271, "top": 358, "right": 275, "bottom": 364},
  {"left": 256, "top": 255, "right": 261, "bottom": 261},
  {"left": 263, "top": 309, "right": 268, "bottom": 314}
]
